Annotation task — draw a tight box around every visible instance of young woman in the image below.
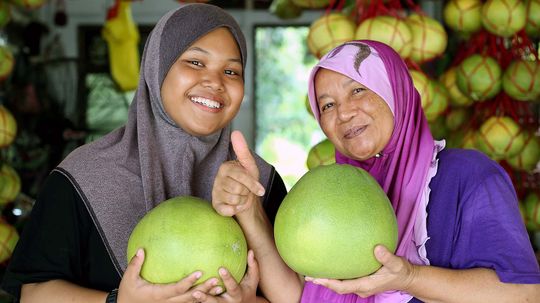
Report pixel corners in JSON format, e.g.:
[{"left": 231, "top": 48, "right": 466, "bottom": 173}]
[{"left": 1, "top": 4, "right": 286, "bottom": 303}]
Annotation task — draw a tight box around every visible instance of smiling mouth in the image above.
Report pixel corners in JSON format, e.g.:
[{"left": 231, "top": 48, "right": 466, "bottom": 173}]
[
  {"left": 190, "top": 96, "right": 223, "bottom": 109},
  {"left": 343, "top": 125, "right": 366, "bottom": 139}
]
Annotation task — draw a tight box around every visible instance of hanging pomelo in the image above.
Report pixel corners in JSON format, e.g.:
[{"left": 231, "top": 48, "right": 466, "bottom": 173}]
[
  {"left": 502, "top": 60, "right": 540, "bottom": 102},
  {"left": 523, "top": 192, "right": 540, "bottom": 231},
  {"left": 274, "top": 163, "right": 398, "bottom": 279},
  {"left": 525, "top": 0, "right": 540, "bottom": 37},
  {"left": 428, "top": 115, "right": 449, "bottom": 140},
  {"left": 406, "top": 13, "right": 448, "bottom": 63},
  {"left": 506, "top": 131, "right": 540, "bottom": 171},
  {"left": 481, "top": 0, "right": 527, "bottom": 37},
  {"left": 306, "top": 138, "right": 335, "bottom": 170},
  {"left": 308, "top": 13, "right": 356, "bottom": 58},
  {"left": 445, "top": 106, "right": 471, "bottom": 131},
  {"left": 292, "top": 0, "right": 329, "bottom": 8},
  {"left": 355, "top": 15, "right": 412, "bottom": 59},
  {"left": 9, "top": 0, "right": 46, "bottom": 9},
  {"left": 0, "top": 105, "right": 17, "bottom": 148},
  {"left": 0, "top": 220, "right": 18, "bottom": 263},
  {"left": 0, "top": 164, "right": 21, "bottom": 205},
  {"left": 424, "top": 81, "right": 450, "bottom": 122},
  {"left": 443, "top": 0, "right": 483, "bottom": 33},
  {"left": 127, "top": 196, "right": 248, "bottom": 286},
  {"left": 476, "top": 116, "right": 525, "bottom": 159},
  {"left": 456, "top": 54, "right": 502, "bottom": 101},
  {"left": 0, "top": 2, "right": 11, "bottom": 28},
  {"left": 439, "top": 67, "right": 474, "bottom": 107},
  {"left": 461, "top": 129, "right": 479, "bottom": 149},
  {"left": 270, "top": 0, "right": 303, "bottom": 20},
  {"left": 410, "top": 70, "right": 434, "bottom": 110},
  {"left": 0, "top": 46, "right": 15, "bottom": 82}
]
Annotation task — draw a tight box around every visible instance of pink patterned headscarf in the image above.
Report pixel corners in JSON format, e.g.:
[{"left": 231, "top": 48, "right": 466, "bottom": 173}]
[{"left": 304, "top": 40, "right": 442, "bottom": 303}]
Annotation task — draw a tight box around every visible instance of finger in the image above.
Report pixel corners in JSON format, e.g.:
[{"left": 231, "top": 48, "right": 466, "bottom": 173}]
[
  {"left": 227, "top": 172, "right": 264, "bottom": 197},
  {"left": 374, "top": 245, "right": 400, "bottom": 271},
  {"left": 310, "top": 278, "right": 354, "bottom": 295},
  {"left": 213, "top": 202, "right": 239, "bottom": 217},
  {"left": 192, "top": 290, "right": 218, "bottom": 303},
  {"left": 192, "top": 277, "right": 220, "bottom": 293},
  {"left": 218, "top": 267, "right": 240, "bottom": 298},
  {"left": 165, "top": 271, "right": 204, "bottom": 297},
  {"left": 124, "top": 248, "right": 145, "bottom": 280},
  {"left": 242, "top": 250, "right": 260, "bottom": 288},
  {"left": 231, "top": 131, "right": 265, "bottom": 195}
]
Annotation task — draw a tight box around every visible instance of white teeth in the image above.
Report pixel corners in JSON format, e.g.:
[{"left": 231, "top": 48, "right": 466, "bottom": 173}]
[{"left": 191, "top": 96, "right": 222, "bottom": 109}]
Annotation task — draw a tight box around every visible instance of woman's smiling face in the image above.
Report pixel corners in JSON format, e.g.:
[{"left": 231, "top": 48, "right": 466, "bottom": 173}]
[
  {"left": 160, "top": 27, "right": 244, "bottom": 136},
  {"left": 315, "top": 68, "right": 394, "bottom": 161}
]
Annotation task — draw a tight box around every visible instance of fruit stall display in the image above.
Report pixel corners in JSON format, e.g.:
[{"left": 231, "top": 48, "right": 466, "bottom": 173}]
[{"left": 269, "top": 0, "right": 540, "bottom": 249}]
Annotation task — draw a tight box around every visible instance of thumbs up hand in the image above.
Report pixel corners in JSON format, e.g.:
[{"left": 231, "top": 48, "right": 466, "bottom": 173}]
[{"left": 212, "top": 131, "right": 266, "bottom": 217}]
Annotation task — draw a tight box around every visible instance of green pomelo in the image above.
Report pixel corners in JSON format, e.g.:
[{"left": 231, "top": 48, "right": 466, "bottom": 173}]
[
  {"left": 506, "top": 131, "right": 540, "bottom": 171},
  {"left": 410, "top": 70, "right": 434, "bottom": 109},
  {"left": 424, "top": 81, "right": 449, "bottom": 122},
  {"left": 406, "top": 13, "right": 448, "bottom": 63},
  {"left": 0, "top": 221, "right": 18, "bottom": 263},
  {"left": 308, "top": 13, "right": 355, "bottom": 58},
  {"left": 445, "top": 107, "right": 471, "bottom": 131},
  {"left": 439, "top": 67, "right": 474, "bottom": 107},
  {"left": 456, "top": 54, "right": 502, "bottom": 101},
  {"left": 292, "top": 0, "right": 330, "bottom": 8},
  {"left": 524, "top": 192, "right": 540, "bottom": 231},
  {"left": 127, "top": 196, "right": 247, "bottom": 286},
  {"left": 355, "top": 16, "right": 412, "bottom": 59},
  {"left": 0, "top": 2, "right": 10, "bottom": 28},
  {"left": 476, "top": 116, "right": 525, "bottom": 159},
  {"left": 502, "top": 60, "right": 540, "bottom": 101},
  {"left": 428, "top": 115, "right": 449, "bottom": 140},
  {"left": 443, "top": 0, "right": 482, "bottom": 33},
  {"left": 481, "top": 0, "right": 526, "bottom": 37},
  {"left": 525, "top": 0, "right": 540, "bottom": 37},
  {"left": 270, "top": 0, "right": 302, "bottom": 20},
  {"left": 306, "top": 139, "right": 335, "bottom": 170},
  {"left": 274, "top": 163, "right": 398, "bottom": 279},
  {"left": 0, "top": 164, "right": 21, "bottom": 205}
]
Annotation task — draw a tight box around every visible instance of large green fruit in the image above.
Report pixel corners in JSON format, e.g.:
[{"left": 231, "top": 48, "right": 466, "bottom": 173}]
[
  {"left": 274, "top": 164, "right": 398, "bottom": 279},
  {"left": 127, "top": 196, "right": 247, "bottom": 286}
]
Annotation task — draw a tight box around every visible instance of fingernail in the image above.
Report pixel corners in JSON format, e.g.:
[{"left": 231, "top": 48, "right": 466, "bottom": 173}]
[
  {"left": 193, "top": 291, "right": 202, "bottom": 299},
  {"left": 375, "top": 246, "right": 385, "bottom": 257},
  {"left": 305, "top": 276, "right": 313, "bottom": 281},
  {"left": 194, "top": 271, "right": 202, "bottom": 279},
  {"left": 210, "top": 278, "right": 219, "bottom": 286},
  {"left": 136, "top": 248, "right": 143, "bottom": 257},
  {"left": 214, "top": 287, "right": 223, "bottom": 295},
  {"left": 219, "top": 268, "right": 228, "bottom": 276},
  {"left": 257, "top": 187, "right": 265, "bottom": 196}
]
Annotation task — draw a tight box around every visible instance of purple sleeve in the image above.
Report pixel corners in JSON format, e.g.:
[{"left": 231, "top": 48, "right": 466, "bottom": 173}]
[{"left": 450, "top": 167, "right": 540, "bottom": 283}]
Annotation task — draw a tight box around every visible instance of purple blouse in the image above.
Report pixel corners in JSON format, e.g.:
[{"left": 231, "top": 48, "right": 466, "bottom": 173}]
[{"left": 301, "top": 149, "right": 540, "bottom": 302}]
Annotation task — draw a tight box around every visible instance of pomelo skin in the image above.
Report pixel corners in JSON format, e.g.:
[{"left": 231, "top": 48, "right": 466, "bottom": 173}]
[
  {"left": 274, "top": 163, "right": 398, "bottom": 279},
  {"left": 127, "top": 196, "right": 247, "bottom": 287}
]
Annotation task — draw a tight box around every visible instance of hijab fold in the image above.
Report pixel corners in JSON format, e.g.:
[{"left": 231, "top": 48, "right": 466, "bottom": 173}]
[
  {"left": 58, "top": 4, "right": 272, "bottom": 274},
  {"left": 305, "top": 40, "right": 444, "bottom": 303}
]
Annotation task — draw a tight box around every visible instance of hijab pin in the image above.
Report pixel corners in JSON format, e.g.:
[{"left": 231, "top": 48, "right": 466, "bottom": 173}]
[{"left": 375, "top": 153, "right": 382, "bottom": 158}]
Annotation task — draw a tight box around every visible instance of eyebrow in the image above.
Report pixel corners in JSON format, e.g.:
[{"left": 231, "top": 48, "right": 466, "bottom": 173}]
[{"left": 185, "top": 46, "right": 242, "bottom": 64}]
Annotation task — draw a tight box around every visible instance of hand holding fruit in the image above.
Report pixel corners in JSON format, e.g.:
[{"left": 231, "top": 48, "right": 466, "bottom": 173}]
[
  {"left": 192, "top": 250, "right": 261, "bottom": 303},
  {"left": 212, "top": 130, "right": 265, "bottom": 217},
  {"left": 305, "top": 245, "right": 417, "bottom": 298},
  {"left": 118, "top": 248, "right": 222, "bottom": 303}
]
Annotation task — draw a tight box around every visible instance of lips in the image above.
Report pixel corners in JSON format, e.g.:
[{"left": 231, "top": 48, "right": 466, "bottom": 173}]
[
  {"left": 190, "top": 96, "right": 223, "bottom": 109},
  {"left": 343, "top": 125, "right": 367, "bottom": 139}
]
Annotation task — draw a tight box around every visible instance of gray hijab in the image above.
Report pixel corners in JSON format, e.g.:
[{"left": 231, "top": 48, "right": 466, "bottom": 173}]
[{"left": 57, "top": 4, "right": 273, "bottom": 275}]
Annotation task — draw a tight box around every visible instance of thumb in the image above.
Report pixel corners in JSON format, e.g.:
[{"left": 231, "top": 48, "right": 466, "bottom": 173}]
[
  {"left": 231, "top": 130, "right": 259, "bottom": 179},
  {"left": 374, "top": 245, "right": 401, "bottom": 271},
  {"left": 242, "top": 250, "right": 260, "bottom": 288},
  {"left": 125, "top": 248, "right": 145, "bottom": 279}
]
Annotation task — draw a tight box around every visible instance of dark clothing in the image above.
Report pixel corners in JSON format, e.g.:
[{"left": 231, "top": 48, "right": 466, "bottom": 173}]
[{"left": 1, "top": 170, "right": 287, "bottom": 301}]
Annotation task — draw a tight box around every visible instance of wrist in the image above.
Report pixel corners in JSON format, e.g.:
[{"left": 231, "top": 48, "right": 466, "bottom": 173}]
[{"left": 105, "top": 288, "right": 118, "bottom": 303}]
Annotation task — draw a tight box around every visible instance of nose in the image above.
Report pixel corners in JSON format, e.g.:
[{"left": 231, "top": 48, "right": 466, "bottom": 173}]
[
  {"left": 337, "top": 101, "right": 357, "bottom": 122},
  {"left": 202, "top": 70, "right": 224, "bottom": 92}
]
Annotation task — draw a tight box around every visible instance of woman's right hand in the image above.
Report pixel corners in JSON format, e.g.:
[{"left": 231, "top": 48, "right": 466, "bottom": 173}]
[{"left": 118, "top": 248, "right": 222, "bottom": 303}]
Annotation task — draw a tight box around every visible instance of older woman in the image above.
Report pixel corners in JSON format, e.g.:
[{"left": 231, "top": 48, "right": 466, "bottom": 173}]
[{"left": 212, "top": 40, "right": 540, "bottom": 303}]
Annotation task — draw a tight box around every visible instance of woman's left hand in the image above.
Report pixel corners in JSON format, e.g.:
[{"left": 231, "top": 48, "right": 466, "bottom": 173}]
[
  {"left": 192, "top": 250, "right": 260, "bottom": 303},
  {"left": 305, "top": 245, "right": 417, "bottom": 298}
]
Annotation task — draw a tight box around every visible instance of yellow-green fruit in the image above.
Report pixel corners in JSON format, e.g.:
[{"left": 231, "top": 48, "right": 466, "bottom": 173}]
[
  {"left": 443, "top": 0, "right": 483, "bottom": 33},
  {"left": 306, "top": 139, "right": 335, "bottom": 170},
  {"left": 525, "top": 0, "right": 540, "bottom": 37},
  {"left": 292, "top": 0, "right": 330, "bottom": 8},
  {"left": 0, "top": 105, "right": 17, "bottom": 148},
  {"left": 274, "top": 164, "right": 398, "bottom": 279},
  {"left": 439, "top": 67, "right": 474, "bottom": 107},
  {"left": 476, "top": 116, "right": 525, "bottom": 159},
  {"left": 355, "top": 16, "right": 412, "bottom": 59},
  {"left": 506, "top": 131, "right": 540, "bottom": 171},
  {"left": 308, "top": 13, "right": 356, "bottom": 58},
  {"left": 9, "top": 0, "right": 46, "bottom": 9},
  {"left": 445, "top": 107, "right": 471, "bottom": 131},
  {"left": 0, "top": 2, "right": 11, "bottom": 28},
  {"left": 270, "top": 0, "right": 303, "bottom": 20},
  {"left": 502, "top": 60, "right": 540, "bottom": 101},
  {"left": 406, "top": 13, "right": 448, "bottom": 63},
  {"left": 524, "top": 192, "right": 540, "bottom": 231},
  {"left": 456, "top": 54, "right": 502, "bottom": 101},
  {"left": 0, "top": 46, "right": 15, "bottom": 82},
  {"left": 481, "top": 0, "right": 527, "bottom": 37},
  {"left": 424, "top": 81, "right": 450, "bottom": 122},
  {"left": 410, "top": 70, "right": 434, "bottom": 110},
  {"left": 0, "top": 164, "right": 21, "bottom": 205},
  {"left": 461, "top": 129, "right": 479, "bottom": 149},
  {"left": 428, "top": 115, "right": 449, "bottom": 140},
  {"left": 127, "top": 196, "right": 247, "bottom": 286},
  {"left": 0, "top": 221, "right": 18, "bottom": 263}
]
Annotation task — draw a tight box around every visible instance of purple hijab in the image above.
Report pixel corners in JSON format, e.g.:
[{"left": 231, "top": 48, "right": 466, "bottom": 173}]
[{"left": 304, "top": 40, "right": 442, "bottom": 303}]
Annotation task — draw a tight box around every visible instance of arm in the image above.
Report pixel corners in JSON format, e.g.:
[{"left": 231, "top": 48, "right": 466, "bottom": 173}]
[
  {"left": 212, "top": 131, "right": 303, "bottom": 303},
  {"left": 309, "top": 245, "right": 540, "bottom": 303},
  {"left": 21, "top": 280, "right": 107, "bottom": 303}
]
